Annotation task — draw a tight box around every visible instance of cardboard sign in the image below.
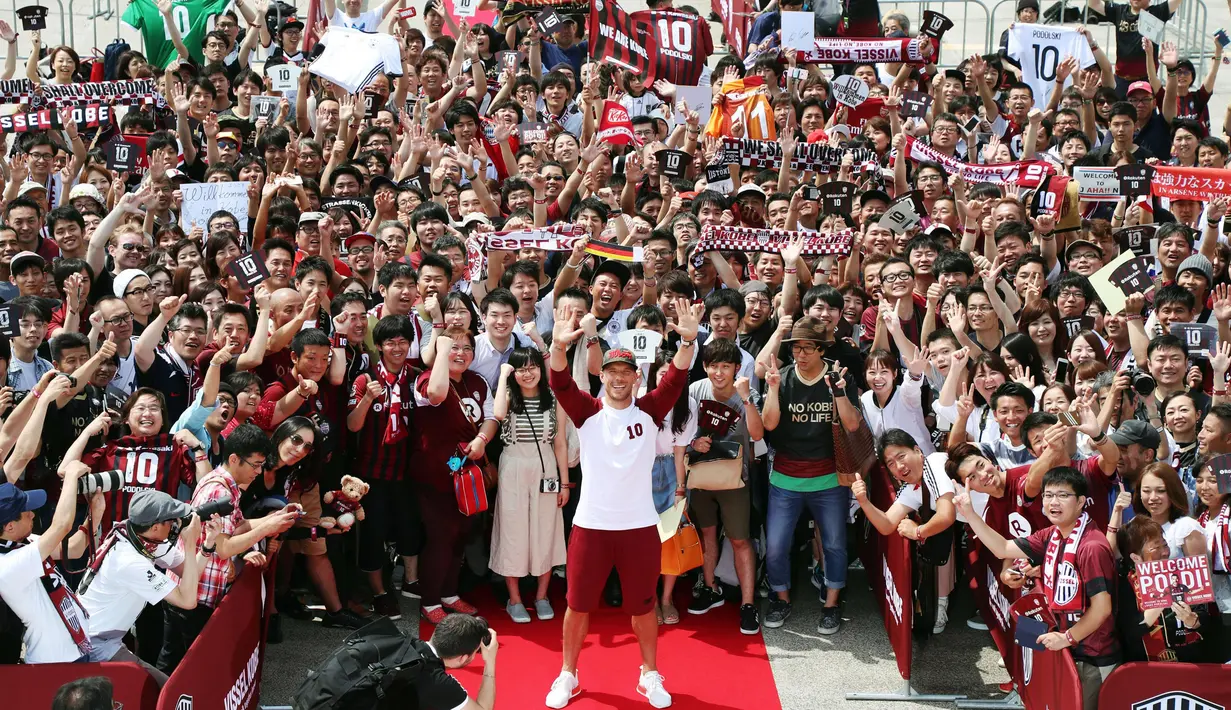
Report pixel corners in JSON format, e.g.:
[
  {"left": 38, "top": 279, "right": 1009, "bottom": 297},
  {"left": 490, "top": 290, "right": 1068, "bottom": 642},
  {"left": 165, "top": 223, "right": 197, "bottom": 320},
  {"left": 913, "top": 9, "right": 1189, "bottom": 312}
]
[
  {"left": 1013, "top": 613, "right": 1049, "bottom": 651},
  {"left": 16, "top": 5, "right": 48, "bottom": 31},
  {"left": 697, "top": 400, "right": 740, "bottom": 437},
  {"left": 1032, "top": 174, "right": 1070, "bottom": 219},
  {"left": 781, "top": 11, "right": 815, "bottom": 51},
  {"left": 266, "top": 63, "right": 301, "bottom": 92},
  {"left": 832, "top": 75, "right": 869, "bottom": 108},
  {"left": 105, "top": 140, "right": 140, "bottom": 172},
  {"left": 179, "top": 181, "right": 251, "bottom": 233},
  {"left": 494, "top": 50, "right": 523, "bottom": 72},
  {"left": 251, "top": 95, "right": 279, "bottom": 122},
  {"left": 705, "top": 164, "right": 734, "bottom": 194},
  {"left": 518, "top": 121, "right": 548, "bottom": 144},
  {"left": 1136, "top": 10, "right": 1167, "bottom": 44},
  {"left": 1063, "top": 316, "right": 1094, "bottom": 338},
  {"left": 674, "top": 84, "right": 712, "bottom": 128},
  {"left": 228, "top": 251, "right": 270, "bottom": 289},
  {"left": 362, "top": 93, "right": 376, "bottom": 115},
  {"left": 657, "top": 149, "right": 690, "bottom": 179},
  {"left": 1208, "top": 453, "right": 1231, "bottom": 494},
  {"left": 920, "top": 10, "right": 954, "bottom": 39},
  {"left": 879, "top": 192, "right": 922, "bottom": 233},
  {"left": 0, "top": 104, "right": 111, "bottom": 133},
  {"left": 1135, "top": 555, "right": 1215, "bottom": 610},
  {"left": 0, "top": 304, "right": 22, "bottom": 337},
  {"left": 818, "top": 180, "right": 857, "bottom": 215},
  {"left": 617, "top": 328, "right": 663, "bottom": 366},
  {"left": 535, "top": 8, "right": 565, "bottom": 33},
  {"left": 1115, "top": 224, "right": 1155, "bottom": 257},
  {"left": 1217, "top": 29, "right": 1231, "bottom": 64},
  {"left": 1074, "top": 167, "right": 1120, "bottom": 202},
  {"left": 454, "top": 0, "right": 478, "bottom": 18},
  {"left": 1090, "top": 250, "right": 1155, "bottom": 316},
  {"left": 1171, "top": 322, "right": 1218, "bottom": 359},
  {"left": 396, "top": 5, "right": 417, "bottom": 19},
  {"left": 899, "top": 90, "right": 933, "bottom": 120},
  {"left": 1117, "top": 163, "right": 1155, "bottom": 199}
]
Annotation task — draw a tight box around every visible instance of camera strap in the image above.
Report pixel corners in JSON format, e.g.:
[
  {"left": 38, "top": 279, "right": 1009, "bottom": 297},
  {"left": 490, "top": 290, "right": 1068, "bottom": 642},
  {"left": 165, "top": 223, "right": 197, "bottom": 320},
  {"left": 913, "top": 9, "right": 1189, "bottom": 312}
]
[{"left": 522, "top": 403, "right": 549, "bottom": 478}]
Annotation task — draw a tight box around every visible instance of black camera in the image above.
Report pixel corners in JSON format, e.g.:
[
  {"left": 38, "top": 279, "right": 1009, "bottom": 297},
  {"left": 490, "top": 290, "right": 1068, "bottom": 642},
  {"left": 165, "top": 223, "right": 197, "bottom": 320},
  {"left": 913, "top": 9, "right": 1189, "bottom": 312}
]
[
  {"left": 1125, "top": 367, "right": 1156, "bottom": 396},
  {"left": 539, "top": 479, "right": 561, "bottom": 494},
  {"left": 194, "top": 495, "right": 235, "bottom": 521},
  {"left": 78, "top": 470, "right": 123, "bottom": 495}
]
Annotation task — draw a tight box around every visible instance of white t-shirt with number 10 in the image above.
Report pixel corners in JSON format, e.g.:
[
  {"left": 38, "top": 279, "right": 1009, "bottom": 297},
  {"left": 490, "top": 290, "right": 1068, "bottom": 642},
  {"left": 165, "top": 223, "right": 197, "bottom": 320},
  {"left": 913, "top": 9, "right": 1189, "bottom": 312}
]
[{"left": 1006, "top": 24, "right": 1096, "bottom": 109}]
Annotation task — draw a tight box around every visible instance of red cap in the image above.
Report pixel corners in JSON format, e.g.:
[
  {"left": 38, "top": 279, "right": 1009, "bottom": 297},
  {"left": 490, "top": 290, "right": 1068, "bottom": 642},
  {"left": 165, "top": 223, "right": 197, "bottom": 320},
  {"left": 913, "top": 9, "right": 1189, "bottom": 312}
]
[
  {"left": 1126, "top": 81, "right": 1153, "bottom": 96},
  {"left": 345, "top": 232, "right": 377, "bottom": 249}
]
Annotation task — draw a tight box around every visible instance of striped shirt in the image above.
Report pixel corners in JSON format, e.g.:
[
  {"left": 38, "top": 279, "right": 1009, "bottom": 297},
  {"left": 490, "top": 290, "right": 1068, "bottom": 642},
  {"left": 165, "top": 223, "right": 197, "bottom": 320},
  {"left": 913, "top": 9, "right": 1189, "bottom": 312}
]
[{"left": 500, "top": 398, "right": 556, "bottom": 445}]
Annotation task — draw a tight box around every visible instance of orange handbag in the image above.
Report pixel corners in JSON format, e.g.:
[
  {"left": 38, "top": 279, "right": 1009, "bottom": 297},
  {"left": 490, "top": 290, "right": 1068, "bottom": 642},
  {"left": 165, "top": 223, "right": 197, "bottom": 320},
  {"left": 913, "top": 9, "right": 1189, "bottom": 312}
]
[{"left": 661, "top": 514, "right": 704, "bottom": 576}]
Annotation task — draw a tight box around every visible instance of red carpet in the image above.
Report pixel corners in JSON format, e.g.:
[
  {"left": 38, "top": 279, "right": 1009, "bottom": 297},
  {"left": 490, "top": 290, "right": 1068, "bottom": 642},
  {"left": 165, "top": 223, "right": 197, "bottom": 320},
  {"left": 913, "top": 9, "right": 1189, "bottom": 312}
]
[{"left": 421, "top": 586, "right": 782, "bottom": 710}]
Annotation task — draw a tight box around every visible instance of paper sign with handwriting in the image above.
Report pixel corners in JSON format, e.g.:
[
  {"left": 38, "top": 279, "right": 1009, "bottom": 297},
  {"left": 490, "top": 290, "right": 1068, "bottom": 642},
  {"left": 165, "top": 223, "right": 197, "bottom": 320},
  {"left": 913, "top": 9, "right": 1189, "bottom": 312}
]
[
  {"left": 781, "top": 11, "right": 815, "bottom": 51},
  {"left": 180, "top": 182, "right": 250, "bottom": 234}
]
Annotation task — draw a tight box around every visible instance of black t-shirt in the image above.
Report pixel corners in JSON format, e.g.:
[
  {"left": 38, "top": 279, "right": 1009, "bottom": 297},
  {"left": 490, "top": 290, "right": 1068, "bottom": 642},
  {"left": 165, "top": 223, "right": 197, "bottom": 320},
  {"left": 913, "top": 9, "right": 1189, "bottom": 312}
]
[
  {"left": 1103, "top": 2, "right": 1173, "bottom": 78},
  {"left": 1135, "top": 111, "right": 1173, "bottom": 160},
  {"left": 393, "top": 640, "right": 470, "bottom": 710},
  {"left": 138, "top": 347, "right": 195, "bottom": 423}
]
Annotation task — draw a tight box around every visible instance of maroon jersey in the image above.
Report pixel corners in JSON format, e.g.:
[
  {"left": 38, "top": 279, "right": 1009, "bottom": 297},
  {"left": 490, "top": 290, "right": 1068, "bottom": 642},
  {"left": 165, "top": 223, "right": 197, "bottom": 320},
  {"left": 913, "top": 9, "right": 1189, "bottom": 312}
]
[
  {"left": 636, "top": 10, "right": 713, "bottom": 87},
  {"left": 411, "top": 370, "right": 492, "bottom": 494},
  {"left": 253, "top": 372, "right": 344, "bottom": 464},
  {"left": 1006, "top": 456, "right": 1115, "bottom": 532},
  {"left": 254, "top": 348, "right": 295, "bottom": 386},
  {"left": 347, "top": 366, "right": 417, "bottom": 481},
  {"left": 82, "top": 434, "right": 195, "bottom": 535}
]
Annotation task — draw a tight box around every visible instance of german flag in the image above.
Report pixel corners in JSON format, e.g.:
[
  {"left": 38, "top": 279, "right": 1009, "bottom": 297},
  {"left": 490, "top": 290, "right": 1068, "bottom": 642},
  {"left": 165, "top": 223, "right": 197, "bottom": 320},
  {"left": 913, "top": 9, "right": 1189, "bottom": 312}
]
[{"left": 585, "top": 240, "right": 642, "bottom": 262}]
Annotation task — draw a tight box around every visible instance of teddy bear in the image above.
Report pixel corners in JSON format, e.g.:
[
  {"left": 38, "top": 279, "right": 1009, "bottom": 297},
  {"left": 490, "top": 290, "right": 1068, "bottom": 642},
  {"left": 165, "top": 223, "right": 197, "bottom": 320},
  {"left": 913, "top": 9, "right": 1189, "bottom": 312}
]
[{"left": 320, "top": 475, "right": 370, "bottom": 533}]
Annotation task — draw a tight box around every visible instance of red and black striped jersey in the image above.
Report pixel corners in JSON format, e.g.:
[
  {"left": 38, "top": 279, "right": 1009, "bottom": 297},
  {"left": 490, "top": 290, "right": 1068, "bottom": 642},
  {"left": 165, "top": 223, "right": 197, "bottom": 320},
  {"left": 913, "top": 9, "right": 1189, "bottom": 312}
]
[
  {"left": 637, "top": 10, "right": 713, "bottom": 87},
  {"left": 347, "top": 366, "right": 418, "bottom": 481},
  {"left": 82, "top": 434, "right": 195, "bottom": 535}
]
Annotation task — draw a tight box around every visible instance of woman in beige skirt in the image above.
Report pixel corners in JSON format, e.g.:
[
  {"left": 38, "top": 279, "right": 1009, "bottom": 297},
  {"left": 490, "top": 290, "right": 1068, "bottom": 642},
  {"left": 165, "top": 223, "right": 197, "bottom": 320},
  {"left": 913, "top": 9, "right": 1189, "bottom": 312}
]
[{"left": 491, "top": 348, "right": 569, "bottom": 623}]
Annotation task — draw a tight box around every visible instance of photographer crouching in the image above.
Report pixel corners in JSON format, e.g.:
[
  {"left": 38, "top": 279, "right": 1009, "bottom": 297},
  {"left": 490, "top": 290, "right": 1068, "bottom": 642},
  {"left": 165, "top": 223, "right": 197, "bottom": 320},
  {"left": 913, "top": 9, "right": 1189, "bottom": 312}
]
[{"left": 78, "top": 489, "right": 226, "bottom": 685}]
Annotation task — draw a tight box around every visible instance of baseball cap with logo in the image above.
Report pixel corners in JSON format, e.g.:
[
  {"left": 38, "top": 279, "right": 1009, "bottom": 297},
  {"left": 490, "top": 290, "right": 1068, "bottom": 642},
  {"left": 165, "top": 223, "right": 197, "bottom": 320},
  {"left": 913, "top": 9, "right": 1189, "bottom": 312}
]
[
  {"left": 602, "top": 348, "right": 638, "bottom": 369},
  {"left": 1126, "top": 81, "right": 1154, "bottom": 97},
  {"left": 129, "top": 489, "right": 192, "bottom": 526}
]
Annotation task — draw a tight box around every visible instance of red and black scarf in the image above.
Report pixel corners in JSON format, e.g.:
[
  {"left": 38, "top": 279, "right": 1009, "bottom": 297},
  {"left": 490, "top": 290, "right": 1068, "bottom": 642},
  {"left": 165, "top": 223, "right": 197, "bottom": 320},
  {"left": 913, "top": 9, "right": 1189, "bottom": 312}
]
[
  {"left": 0, "top": 538, "right": 91, "bottom": 656},
  {"left": 377, "top": 362, "right": 410, "bottom": 445},
  {"left": 1043, "top": 512, "right": 1089, "bottom": 613}
]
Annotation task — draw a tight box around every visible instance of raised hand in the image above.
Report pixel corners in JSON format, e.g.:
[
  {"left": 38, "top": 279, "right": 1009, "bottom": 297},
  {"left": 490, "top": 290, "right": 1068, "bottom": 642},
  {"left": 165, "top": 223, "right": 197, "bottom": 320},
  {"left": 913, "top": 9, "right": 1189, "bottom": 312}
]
[
  {"left": 159, "top": 294, "right": 186, "bottom": 321},
  {"left": 551, "top": 314, "right": 586, "bottom": 347},
  {"left": 669, "top": 299, "right": 705, "bottom": 341},
  {"left": 1160, "top": 41, "right": 1179, "bottom": 69}
]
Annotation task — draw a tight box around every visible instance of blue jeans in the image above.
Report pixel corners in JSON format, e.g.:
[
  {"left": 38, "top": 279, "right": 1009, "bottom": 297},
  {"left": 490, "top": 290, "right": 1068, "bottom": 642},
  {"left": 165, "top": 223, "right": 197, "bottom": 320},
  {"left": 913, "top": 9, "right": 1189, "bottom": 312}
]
[{"left": 766, "top": 483, "right": 849, "bottom": 593}]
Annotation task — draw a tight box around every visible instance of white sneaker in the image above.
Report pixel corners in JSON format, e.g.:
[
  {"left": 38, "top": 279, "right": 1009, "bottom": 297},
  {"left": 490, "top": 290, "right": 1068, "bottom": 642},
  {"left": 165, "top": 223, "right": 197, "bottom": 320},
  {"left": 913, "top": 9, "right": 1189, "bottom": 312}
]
[
  {"left": 545, "top": 670, "right": 580, "bottom": 708},
  {"left": 933, "top": 596, "right": 949, "bottom": 635},
  {"left": 637, "top": 667, "right": 672, "bottom": 708}
]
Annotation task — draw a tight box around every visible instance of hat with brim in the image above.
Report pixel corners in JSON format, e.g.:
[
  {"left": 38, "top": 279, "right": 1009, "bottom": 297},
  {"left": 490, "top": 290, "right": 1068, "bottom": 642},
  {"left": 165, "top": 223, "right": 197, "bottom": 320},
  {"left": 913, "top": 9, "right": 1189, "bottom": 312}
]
[
  {"left": 860, "top": 189, "right": 892, "bottom": 208},
  {"left": 345, "top": 232, "right": 377, "bottom": 250},
  {"left": 0, "top": 483, "right": 46, "bottom": 528},
  {"left": 601, "top": 347, "right": 638, "bottom": 370},
  {"left": 736, "top": 183, "right": 767, "bottom": 201},
  {"left": 299, "top": 211, "right": 327, "bottom": 225},
  {"left": 278, "top": 17, "right": 305, "bottom": 32},
  {"left": 369, "top": 175, "right": 399, "bottom": 195},
  {"left": 10, "top": 251, "right": 44, "bottom": 275},
  {"left": 1127, "top": 80, "right": 1153, "bottom": 96},
  {"left": 17, "top": 180, "right": 46, "bottom": 197},
  {"left": 1064, "top": 238, "right": 1104, "bottom": 262},
  {"left": 216, "top": 130, "right": 241, "bottom": 147},
  {"left": 593, "top": 259, "right": 631, "bottom": 288},
  {"left": 129, "top": 489, "right": 192, "bottom": 526},
  {"left": 781, "top": 316, "right": 829, "bottom": 344},
  {"left": 1109, "top": 419, "right": 1160, "bottom": 450},
  {"left": 68, "top": 183, "right": 106, "bottom": 204}
]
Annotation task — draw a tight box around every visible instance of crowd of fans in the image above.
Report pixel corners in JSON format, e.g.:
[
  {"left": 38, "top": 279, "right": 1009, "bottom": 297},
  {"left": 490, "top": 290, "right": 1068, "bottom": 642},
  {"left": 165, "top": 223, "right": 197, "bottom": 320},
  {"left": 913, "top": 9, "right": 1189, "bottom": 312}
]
[{"left": 0, "top": 0, "right": 1227, "bottom": 706}]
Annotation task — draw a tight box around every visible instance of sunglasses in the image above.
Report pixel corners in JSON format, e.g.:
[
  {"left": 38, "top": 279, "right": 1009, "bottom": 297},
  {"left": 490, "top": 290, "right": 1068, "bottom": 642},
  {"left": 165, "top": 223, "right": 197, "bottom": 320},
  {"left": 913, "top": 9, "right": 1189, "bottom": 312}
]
[{"left": 290, "top": 433, "right": 314, "bottom": 452}]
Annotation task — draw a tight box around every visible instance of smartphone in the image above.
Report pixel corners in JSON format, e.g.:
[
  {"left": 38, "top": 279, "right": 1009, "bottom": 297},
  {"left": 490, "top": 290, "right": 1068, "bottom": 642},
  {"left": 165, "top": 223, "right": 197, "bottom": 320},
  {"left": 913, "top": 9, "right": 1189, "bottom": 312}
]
[
  {"left": 1055, "top": 358, "right": 1071, "bottom": 384},
  {"left": 802, "top": 184, "right": 821, "bottom": 201},
  {"left": 963, "top": 115, "right": 981, "bottom": 133},
  {"left": 1060, "top": 411, "right": 1079, "bottom": 427}
]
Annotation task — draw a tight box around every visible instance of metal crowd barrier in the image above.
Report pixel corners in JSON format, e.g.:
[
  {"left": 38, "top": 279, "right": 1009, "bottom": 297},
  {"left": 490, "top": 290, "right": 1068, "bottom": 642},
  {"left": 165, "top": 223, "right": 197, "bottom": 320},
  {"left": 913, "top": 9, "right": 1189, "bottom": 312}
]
[{"left": 986, "top": 0, "right": 1209, "bottom": 77}]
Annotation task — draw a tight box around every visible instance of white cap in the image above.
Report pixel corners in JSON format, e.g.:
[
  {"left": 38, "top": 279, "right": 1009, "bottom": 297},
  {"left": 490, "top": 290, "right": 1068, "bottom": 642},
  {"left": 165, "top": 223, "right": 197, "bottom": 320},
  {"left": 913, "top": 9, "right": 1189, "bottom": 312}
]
[
  {"left": 68, "top": 183, "right": 105, "bottom": 204},
  {"left": 17, "top": 180, "right": 46, "bottom": 197},
  {"left": 113, "top": 269, "right": 149, "bottom": 298}
]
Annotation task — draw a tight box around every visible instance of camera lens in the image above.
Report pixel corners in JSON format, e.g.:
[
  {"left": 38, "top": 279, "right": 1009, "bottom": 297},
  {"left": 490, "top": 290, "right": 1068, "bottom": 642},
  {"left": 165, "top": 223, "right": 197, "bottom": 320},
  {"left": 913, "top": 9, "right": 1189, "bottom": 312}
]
[{"left": 77, "top": 470, "right": 123, "bottom": 495}]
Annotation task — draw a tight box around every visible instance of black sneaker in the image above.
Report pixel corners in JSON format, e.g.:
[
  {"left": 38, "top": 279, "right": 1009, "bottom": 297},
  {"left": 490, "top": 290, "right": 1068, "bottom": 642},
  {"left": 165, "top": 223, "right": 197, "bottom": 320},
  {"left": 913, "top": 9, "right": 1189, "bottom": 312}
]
[
  {"left": 401, "top": 580, "right": 422, "bottom": 600},
  {"left": 688, "top": 585, "right": 724, "bottom": 615},
  {"left": 278, "top": 594, "right": 313, "bottom": 620},
  {"left": 266, "top": 613, "right": 283, "bottom": 644},
  {"left": 763, "top": 599, "right": 792, "bottom": 629},
  {"left": 818, "top": 606, "right": 841, "bottom": 635},
  {"left": 322, "top": 609, "right": 367, "bottom": 630},
  {"left": 739, "top": 603, "right": 760, "bottom": 635},
  {"left": 373, "top": 593, "right": 402, "bottom": 620}
]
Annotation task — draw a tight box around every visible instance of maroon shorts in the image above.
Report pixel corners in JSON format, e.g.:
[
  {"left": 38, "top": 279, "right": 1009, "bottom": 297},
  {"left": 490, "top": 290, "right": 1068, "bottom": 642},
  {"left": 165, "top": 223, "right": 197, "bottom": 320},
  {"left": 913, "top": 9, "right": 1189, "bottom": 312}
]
[{"left": 566, "top": 525, "right": 660, "bottom": 616}]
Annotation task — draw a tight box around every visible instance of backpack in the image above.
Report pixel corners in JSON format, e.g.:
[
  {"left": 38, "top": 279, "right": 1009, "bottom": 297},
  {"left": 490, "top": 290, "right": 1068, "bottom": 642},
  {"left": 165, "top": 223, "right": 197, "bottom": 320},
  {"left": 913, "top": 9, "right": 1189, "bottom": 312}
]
[
  {"left": 102, "top": 39, "right": 130, "bottom": 81},
  {"left": 292, "top": 616, "right": 426, "bottom": 710}
]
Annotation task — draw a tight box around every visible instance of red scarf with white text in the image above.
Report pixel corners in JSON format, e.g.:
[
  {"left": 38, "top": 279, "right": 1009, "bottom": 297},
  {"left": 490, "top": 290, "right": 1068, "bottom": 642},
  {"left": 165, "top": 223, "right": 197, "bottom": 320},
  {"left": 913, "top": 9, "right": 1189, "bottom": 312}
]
[
  {"left": 377, "top": 361, "right": 410, "bottom": 445},
  {"left": 1042, "top": 512, "right": 1089, "bottom": 613},
  {"left": 1200, "top": 503, "right": 1231, "bottom": 573}
]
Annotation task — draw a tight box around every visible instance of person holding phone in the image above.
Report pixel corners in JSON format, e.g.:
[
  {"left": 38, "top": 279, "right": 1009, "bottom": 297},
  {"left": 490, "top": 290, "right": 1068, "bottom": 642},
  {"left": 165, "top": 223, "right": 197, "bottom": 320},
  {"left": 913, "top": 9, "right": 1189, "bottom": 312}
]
[{"left": 955, "top": 467, "right": 1120, "bottom": 710}]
